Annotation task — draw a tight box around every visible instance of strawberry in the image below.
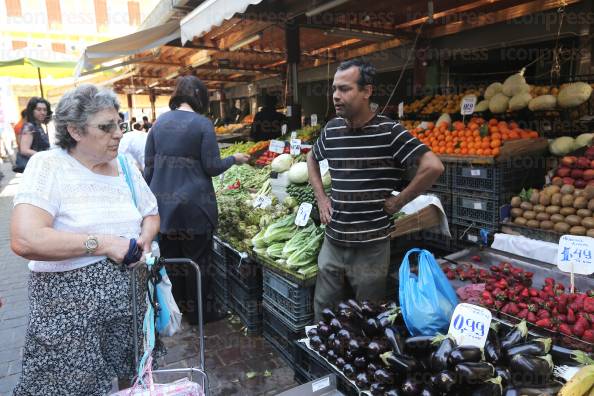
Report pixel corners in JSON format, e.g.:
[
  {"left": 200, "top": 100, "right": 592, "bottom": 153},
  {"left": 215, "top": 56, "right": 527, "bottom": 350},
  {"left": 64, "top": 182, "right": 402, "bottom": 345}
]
[
  {"left": 518, "top": 303, "right": 528, "bottom": 309},
  {"left": 557, "top": 314, "right": 567, "bottom": 323},
  {"left": 481, "top": 291, "right": 492, "bottom": 300},
  {"left": 446, "top": 271, "right": 456, "bottom": 280},
  {"left": 536, "top": 318, "right": 553, "bottom": 329},
  {"left": 588, "top": 290, "right": 594, "bottom": 297},
  {"left": 520, "top": 288, "right": 529, "bottom": 299},
  {"left": 485, "top": 284, "right": 494, "bottom": 292},
  {"left": 544, "top": 277, "right": 555, "bottom": 286},
  {"left": 537, "top": 309, "right": 550, "bottom": 319},
  {"left": 529, "top": 288, "right": 539, "bottom": 297},
  {"left": 517, "top": 309, "right": 528, "bottom": 319},
  {"left": 574, "top": 317, "right": 590, "bottom": 337},
  {"left": 527, "top": 312, "right": 537, "bottom": 323},
  {"left": 584, "top": 297, "right": 594, "bottom": 313},
  {"left": 494, "top": 300, "right": 504, "bottom": 310},
  {"left": 555, "top": 283, "right": 565, "bottom": 291},
  {"left": 490, "top": 265, "right": 500, "bottom": 272},
  {"left": 559, "top": 323, "right": 573, "bottom": 336},
  {"left": 583, "top": 329, "right": 594, "bottom": 343},
  {"left": 483, "top": 298, "right": 494, "bottom": 307},
  {"left": 507, "top": 303, "right": 520, "bottom": 315},
  {"left": 567, "top": 308, "right": 576, "bottom": 324},
  {"left": 525, "top": 271, "right": 534, "bottom": 278}
]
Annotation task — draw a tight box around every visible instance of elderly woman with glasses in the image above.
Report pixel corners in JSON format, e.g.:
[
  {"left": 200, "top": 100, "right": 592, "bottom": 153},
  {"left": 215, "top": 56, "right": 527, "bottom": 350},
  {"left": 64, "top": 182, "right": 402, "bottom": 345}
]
[{"left": 10, "top": 85, "right": 160, "bottom": 395}]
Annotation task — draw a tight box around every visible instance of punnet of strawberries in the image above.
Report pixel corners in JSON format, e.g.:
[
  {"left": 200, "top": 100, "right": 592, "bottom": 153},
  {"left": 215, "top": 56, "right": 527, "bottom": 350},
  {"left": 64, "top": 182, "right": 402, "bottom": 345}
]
[{"left": 443, "top": 259, "right": 594, "bottom": 345}]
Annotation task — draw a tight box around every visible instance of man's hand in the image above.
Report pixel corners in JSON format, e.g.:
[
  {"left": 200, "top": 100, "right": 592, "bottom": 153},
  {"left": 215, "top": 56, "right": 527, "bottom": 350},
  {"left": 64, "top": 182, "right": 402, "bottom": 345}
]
[
  {"left": 317, "top": 195, "right": 333, "bottom": 224},
  {"left": 383, "top": 196, "right": 403, "bottom": 216}
]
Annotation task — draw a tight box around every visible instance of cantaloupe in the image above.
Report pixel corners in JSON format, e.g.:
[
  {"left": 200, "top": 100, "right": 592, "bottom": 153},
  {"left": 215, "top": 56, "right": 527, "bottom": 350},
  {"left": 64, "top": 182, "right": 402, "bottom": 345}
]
[
  {"left": 484, "top": 82, "right": 503, "bottom": 100},
  {"left": 557, "top": 82, "right": 593, "bottom": 108},
  {"left": 528, "top": 95, "right": 557, "bottom": 111},
  {"left": 489, "top": 93, "right": 510, "bottom": 114},
  {"left": 502, "top": 73, "right": 530, "bottom": 97},
  {"left": 475, "top": 100, "right": 489, "bottom": 112},
  {"left": 509, "top": 92, "right": 532, "bottom": 111}
]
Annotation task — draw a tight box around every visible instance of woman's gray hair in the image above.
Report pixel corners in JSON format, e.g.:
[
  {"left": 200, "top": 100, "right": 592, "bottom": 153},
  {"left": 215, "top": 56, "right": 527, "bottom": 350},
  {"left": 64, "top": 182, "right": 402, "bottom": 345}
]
[{"left": 53, "top": 84, "right": 120, "bottom": 149}]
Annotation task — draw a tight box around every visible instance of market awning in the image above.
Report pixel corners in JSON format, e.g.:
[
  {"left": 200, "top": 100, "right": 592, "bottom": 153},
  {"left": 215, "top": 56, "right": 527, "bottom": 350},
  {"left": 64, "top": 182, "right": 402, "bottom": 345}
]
[
  {"left": 75, "top": 21, "right": 180, "bottom": 77},
  {"left": 180, "top": 0, "right": 264, "bottom": 44},
  {"left": 0, "top": 57, "right": 77, "bottom": 79}
]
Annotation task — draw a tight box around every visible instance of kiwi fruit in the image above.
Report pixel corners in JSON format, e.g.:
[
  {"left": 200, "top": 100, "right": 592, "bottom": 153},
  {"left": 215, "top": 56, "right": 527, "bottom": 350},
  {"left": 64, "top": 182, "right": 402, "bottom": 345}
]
[
  {"left": 574, "top": 196, "right": 588, "bottom": 209},
  {"left": 589, "top": 199, "right": 594, "bottom": 211},
  {"left": 535, "top": 212, "right": 550, "bottom": 221},
  {"left": 561, "top": 194, "right": 575, "bottom": 207},
  {"left": 540, "top": 220, "right": 554, "bottom": 230},
  {"left": 585, "top": 185, "right": 594, "bottom": 200},
  {"left": 570, "top": 226, "right": 587, "bottom": 236},
  {"left": 550, "top": 214, "right": 565, "bottom": 223},
  {"left": 561, "top": 184, "right": 576, "bottom": 195},
  {"left": 520, "top": 202, "right": 533, "bottom": 211},
  {"left": 545, "top": 185, "right": 561, "bottom": 195},
  {"left": 511, "top": 196, "right": 522, "bottom": 208},
  {"left": 527, "top": 219, "right": 540, "bottom": 228},
  {"left": 551, "top": 193, "right": 562, "bottom": 206},
  {"left": 560, "top": 207, "right": 577, "bottom": 216},
  {"left": 554, "top": 222, "right": 571, "bottom": 233},
  {"left": 577, "top": 209, "right": 592, "bottom": 218},
  {"left": 511, "top": 208, "right": 523, "bottom": 218},
  {"left": 530, "top": 190, "right": 540, "bottom": 204},
  {"left": 523, "top": 211, "right": 537, "bottom": 220},
  {"left": 582, "top": 217, "right": 594, "bottom": 229},
  {"left": 539, "top": 193, "right": 551, "bottom": 206},
  {"left": 533, "top": 204, "right": 545, "bottom": 213},
  {"left": 566, "top": 215, "right": 582, "bottom": 226},
  {"left": 514, "top": 217, "right": 528, "bottom": 226},
  {"left": 545, "top": 205, "right": 560, "bottom": 215},
  {"left": 588, "top": 228, "right": 594, "bottom": 238}
]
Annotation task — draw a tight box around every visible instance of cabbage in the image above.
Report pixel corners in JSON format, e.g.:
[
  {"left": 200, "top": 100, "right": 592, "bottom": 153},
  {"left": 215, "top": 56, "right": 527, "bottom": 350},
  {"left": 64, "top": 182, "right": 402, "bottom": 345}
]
[
  {"left": 322, "top": 172, "right": 331, "bottom": 187},
  {"left": 271, "top": 154, "right": 293, "bottom": 172},
  {"left": 575, "top": 133, "right": 594, "bottom": 148},
  {"left": 288, "top": 162, "right": 309, "bottom": 184}
]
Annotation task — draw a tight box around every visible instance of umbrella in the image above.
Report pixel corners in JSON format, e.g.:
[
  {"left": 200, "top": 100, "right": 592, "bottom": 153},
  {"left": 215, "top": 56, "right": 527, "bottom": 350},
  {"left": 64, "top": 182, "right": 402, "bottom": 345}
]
[{"left": 0, "top": 57, "right": 77, "bottom": 98}]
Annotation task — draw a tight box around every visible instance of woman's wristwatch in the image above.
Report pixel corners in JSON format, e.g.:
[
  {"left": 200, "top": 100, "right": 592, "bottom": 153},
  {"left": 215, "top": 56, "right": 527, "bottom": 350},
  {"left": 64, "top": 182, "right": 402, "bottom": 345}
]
[{"left": 85, "top": 235, "right": 99, "bottom": 255}]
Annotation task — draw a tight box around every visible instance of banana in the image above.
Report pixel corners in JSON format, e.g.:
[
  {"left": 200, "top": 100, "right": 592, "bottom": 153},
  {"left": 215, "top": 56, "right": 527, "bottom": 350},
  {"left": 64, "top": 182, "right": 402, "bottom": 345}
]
[{"left": 558, "top": 364, "right": 594, "bottom": 396}]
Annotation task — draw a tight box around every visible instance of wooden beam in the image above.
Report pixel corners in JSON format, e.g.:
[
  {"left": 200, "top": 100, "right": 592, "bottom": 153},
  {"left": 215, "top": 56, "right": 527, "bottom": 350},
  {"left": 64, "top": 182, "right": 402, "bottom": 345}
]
[
  {"left": 217, "top": 21, "right": 275, "bottom": 50},
  {"left": 335, "top": 37, "right": 404, "bottom": 60},
  {"left": 396, "top": 0, "right": 508, "bottom": 29}
]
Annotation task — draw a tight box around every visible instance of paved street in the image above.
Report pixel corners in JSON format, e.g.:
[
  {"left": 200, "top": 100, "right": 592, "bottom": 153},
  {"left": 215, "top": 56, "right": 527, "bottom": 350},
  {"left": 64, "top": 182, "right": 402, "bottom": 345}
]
[{"left": 0, "top": 162, "right": 297, "bottom": 395}]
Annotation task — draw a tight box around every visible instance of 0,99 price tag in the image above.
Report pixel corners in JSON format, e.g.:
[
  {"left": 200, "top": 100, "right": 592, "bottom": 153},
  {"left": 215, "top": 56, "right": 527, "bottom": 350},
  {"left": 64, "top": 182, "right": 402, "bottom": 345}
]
[
  {"left": 460, "top": 95, "right": 477, "bottom": 115},
  {"left": 448, "top": 303, "right": 492, "bottom": 348},
  {"left": 290, "top": 138, "right": 301, "bottom": 156},
  {"left": 295, "top": 202, "right": 313, "bottom": 226},
  {"left": 557, "top": 235, "right": 594, "bottom": 275},
  {"left": 252, "top": 195, "right": 272, "bottom": 209}
]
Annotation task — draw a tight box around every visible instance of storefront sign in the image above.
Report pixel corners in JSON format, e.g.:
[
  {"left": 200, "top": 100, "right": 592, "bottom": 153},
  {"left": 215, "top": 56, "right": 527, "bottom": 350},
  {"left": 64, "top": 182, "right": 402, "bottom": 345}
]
[{"left": 448, "top": 303, "right": 492, "bottom": 348}]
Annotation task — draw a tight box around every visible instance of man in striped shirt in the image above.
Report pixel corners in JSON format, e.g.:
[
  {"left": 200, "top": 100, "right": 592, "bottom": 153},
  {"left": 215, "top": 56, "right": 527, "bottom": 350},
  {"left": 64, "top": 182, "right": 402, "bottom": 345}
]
[{"left": 307, "top": 59, "right": 444, "bottom": 320}]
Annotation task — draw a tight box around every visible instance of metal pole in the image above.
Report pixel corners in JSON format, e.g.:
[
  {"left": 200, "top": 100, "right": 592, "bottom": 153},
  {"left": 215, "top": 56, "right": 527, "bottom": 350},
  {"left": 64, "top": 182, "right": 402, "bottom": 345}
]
[{"left": 37, "top": 67, "right": 44, "bottom": 98}]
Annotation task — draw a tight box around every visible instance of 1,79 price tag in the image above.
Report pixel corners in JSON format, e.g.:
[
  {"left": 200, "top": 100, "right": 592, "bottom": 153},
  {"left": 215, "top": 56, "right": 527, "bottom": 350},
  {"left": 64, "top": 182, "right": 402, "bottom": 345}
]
[
  {"left": 290, "top": 138, "right": 301, "bottom": 156},
  {"left": 558, "top": 235, "right": 594, "bottom": 275},
  {"left": 448, "top": 303, "right": 492, "bottom": 348},
  {"left": 295, "top": 203, "right": 313, "bottom": 226},
  {"left": 252, "top": 195, "right": 272, "bottom": 209}
]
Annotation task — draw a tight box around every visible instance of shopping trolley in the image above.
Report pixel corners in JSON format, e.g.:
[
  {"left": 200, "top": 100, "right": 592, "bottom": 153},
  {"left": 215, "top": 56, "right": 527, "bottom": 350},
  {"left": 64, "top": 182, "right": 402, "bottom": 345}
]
[{"left": 130, "top": 257, "right": 209, "bottom": 395}]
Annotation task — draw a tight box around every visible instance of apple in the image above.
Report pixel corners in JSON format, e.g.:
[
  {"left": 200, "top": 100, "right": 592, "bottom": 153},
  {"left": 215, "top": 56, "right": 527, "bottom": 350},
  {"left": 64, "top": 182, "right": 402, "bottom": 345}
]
[
  {"left": 571, "top": 169, "right": 584, "bottom": 179},
  {"left": 584, "top": 169, "right": 594, "bottom": 181},
  {"left": 577, "top": 157, "right": 590, "bottom": 169},
  {"left": 557, "top": 167, "right": 571, "bottom": 177},
  {"left": 561, "top": 156, "right": 577, "bottom": 168},
  {"left": 552, "top": 176, "right": 564, "bottom": 186},
  {"left": 563, "top": 177, "right": 575, "bottom": 185}
]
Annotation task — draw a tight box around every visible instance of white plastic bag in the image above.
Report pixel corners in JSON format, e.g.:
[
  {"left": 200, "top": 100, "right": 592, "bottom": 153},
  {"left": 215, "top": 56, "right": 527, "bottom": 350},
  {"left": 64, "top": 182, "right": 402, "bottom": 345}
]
[{"left": 156, "top": 267, "right": 182, "bottom": 337}]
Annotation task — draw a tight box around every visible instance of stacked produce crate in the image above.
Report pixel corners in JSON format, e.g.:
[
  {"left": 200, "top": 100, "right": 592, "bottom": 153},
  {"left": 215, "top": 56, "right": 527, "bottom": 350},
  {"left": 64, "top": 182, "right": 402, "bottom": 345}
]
[
  {"left": 262, "top": 268, "right": 315, "bottom": 364},
  {"left": 211, "top": 237, "right": 229, "bottom": 310}
]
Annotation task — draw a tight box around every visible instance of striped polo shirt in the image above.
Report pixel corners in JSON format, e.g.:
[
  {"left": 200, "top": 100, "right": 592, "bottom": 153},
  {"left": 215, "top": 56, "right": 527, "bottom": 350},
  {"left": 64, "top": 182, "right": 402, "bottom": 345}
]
[{"left": 312, "top": 114, "right": 429, "bottom": 246}]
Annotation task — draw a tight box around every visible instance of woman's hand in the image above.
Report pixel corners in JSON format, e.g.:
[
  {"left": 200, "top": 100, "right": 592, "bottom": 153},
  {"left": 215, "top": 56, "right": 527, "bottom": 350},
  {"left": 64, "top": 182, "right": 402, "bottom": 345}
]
[
  {"left": 233, "top": 153, "right": 250, "bottom": 165},
  {"left": 101, "top": 235, "right": 130, "bottom": 264},
  {"left": 136, "top": 235, "right": 152, "bottom": 256}
]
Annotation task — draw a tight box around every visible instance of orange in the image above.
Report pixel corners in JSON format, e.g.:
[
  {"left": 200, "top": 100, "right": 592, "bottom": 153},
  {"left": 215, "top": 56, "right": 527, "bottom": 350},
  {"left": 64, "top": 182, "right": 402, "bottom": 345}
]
[
  {"left": 476, "top": 149, "right": 484, "bottom": 155},
  {"left": 491, "top": 147, "right": 500, "bottom": 157},
  {"left": 489, "top": 126, "right": 499, "bottom": 134},
  {"left": 490, "top": 139, "right": 501, "bottom": 149},
  {"left": 481, "top": 140, "right": 491, "bottom": 149},
  {"left": 488, "top": 118, "right": 498, "bottom": 126},
  {"left": 483, "top": 148, "right": 492, "bottom": 156}
]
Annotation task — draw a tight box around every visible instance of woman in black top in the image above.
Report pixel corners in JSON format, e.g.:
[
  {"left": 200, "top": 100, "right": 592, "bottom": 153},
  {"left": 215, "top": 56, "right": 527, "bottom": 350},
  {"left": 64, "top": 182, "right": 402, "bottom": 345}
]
[
  {"left": 145, "top": 76, "right": 249, "bottom": 324},
  {"left": 20, "top": 97, "right": 51, "bottom": 162}
]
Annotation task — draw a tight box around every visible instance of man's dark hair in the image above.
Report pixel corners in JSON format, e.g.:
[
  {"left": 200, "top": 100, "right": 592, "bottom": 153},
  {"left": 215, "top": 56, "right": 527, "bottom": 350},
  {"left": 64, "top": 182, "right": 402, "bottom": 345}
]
[
  {"left": 263, "top": 94, "right": 277, "bottom": 108},
  {"left": 169, "top": 75, "right": 209, "bottom": 114},
  {"left": 20, "top": 109, "right": 26, "bottom": 118},
  {"left": 142, "top": 115, "right": 149, "bottom": 121},
  {"left": 118, "top": 112, "right": 125, "bottom": 121},
  {"left": 25, "top": 97, "right": 52, "bottom": 125},
  {"left": 336, "top": 59, "right": 376, "bottom": 89},
  {"left": 133, "top": 122, "right": 142, "bottom": 131}
]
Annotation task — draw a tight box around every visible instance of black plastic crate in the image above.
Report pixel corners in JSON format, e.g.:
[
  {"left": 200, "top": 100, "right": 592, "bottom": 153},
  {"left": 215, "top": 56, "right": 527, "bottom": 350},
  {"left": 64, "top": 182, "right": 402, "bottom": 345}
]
[
  {"left": 453, "top": 163, "right": 531, "bottom": 197},
  {"left": 213, "top": 268, "right": 229, "bottom": 308},
  {"left": 263, "top": 308, "right": 302, "bottom": 365},
  {"left": 262, "top": 299, "right": 314, "bottom": 333},
  {"left": 450, "top": 222, "right": 497, "bottom": 251},
  {"left": 225, "top": 246, "right": 262, "bottom": 292},
  {"left": 452, "top": 192, "right": 505, "bottom": 229},
  {"left": 263, "top": 269, "right": 314, "bottom": 322},
  {"left": 228, "top": 276, "right": 262, "bottom": 335},
  {"left": 404, "top": 161, "right": 452, "bottom": 191}
]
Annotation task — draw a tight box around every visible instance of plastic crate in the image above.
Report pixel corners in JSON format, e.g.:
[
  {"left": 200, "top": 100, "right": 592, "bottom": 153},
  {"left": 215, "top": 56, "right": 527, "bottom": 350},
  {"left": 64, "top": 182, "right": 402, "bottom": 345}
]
[
  {"left": 404, "top": 162, "right": 452, "bottom": 191},
  {"left": 227, "top": 275, "right": 262, "bottom": 335},
  {"left": 225, "top": 246, "right": 262, "bottom": 292},
  {"left": 453, "top": 163, "right": 528, "bottom": 197},
  {"left": 212, "top": 266, "right": 229, "bottom": 309},
  {"left": 452, "top": 193, "right": 504, "bottom": 229},
  {"left": 262, "top": 299, "right": 314, "bottom": 333},
  {"left": 450, "top": 222, "right": 496, "bottom": 251},
  {"left": 263, "top": 269, "right": 314, "bottom": 321},
  {"left": 263, "top": 308, "right": 302, "bottom": 365}
]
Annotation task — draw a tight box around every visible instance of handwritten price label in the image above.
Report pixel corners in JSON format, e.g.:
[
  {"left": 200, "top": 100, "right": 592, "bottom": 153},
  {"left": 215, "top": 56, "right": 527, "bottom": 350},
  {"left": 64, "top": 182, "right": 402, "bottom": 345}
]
[
  {"left": 311, "top": 114, "right": 318, "bottom": 126},
  {"left": 295, "top": 203, "right": 313, "bottom": 226},
  {"left": 319, "top": 159, "right": 329, "bottom": 176},
  {"left": 398, "top": 102, "right": 404, "bottom": 118},
  {"left": 269, "top": 140, "right": 285, "bottom": 154},
  {"left": 290, "top": 138, "right": 301, "bottom": 156},
  {"left": 460, "top": 96, "right": 477, "bottom": 115},
  {"left": 558, "top": 235, "right": 594, "bottom": 275},
  {"left": 281, "top": 124, "right": 288, "bottom": 135},
  {"left": 253, "top": 195, "right": 272, "bottom": 209},
  {"left": 448, "top": 303, "right": 492, "bottom": 348}
]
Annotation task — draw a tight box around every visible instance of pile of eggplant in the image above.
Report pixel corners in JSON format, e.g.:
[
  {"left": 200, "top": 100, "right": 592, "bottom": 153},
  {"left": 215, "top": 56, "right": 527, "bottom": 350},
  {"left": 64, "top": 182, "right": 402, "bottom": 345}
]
[{"left": 307, "top": 300, "right": 563, "bottom": 396}]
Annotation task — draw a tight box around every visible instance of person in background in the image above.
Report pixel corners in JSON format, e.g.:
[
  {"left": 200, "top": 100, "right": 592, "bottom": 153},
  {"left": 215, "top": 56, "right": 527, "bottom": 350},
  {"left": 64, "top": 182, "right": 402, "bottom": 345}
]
[
  {"left": 145, "top": 75, "right": 250, "bottom": 324},
  {"left": 250, "top": 95, "right": 287, "bottom": 141},
  {"left": 133, "top": 122, "right": 143, "bottom": 131},
  {"left": 119, "top": 118, "right": 148, "bottom": 171},
  {"left": 16, "top": 98, "right": 51, "bottom": 173},
  {"left": 13, "top": 109, "right": 27, "bottom": 149},
  {"left": 142, "top": 115, "right": 152, "bottom": 132},
  {"left": 307, "top": 59, "right": 444, "bottom": 321},
  {"left": 11, "top": 84, "right": 160, "bottom": 395}
]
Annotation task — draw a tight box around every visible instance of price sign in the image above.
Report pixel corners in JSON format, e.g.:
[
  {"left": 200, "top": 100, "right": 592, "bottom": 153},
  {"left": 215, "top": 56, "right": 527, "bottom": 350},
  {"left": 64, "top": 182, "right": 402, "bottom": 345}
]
[
  {"left": 269, "top": 139, "right": 285, "bottom": 154},
  {"left": 473, "top": 202, "right": 483, "bottom": 210},
  {"left": 219, "top": 173, "right": 225, "bottom": 182},
  {"left": 398, "top": 102, "right": 404, "bottom": 118},
  {"left": 291, "top": 131, "right": 297, "bottom": 140},
  {"left": 281, "top": 124, "right": 288, "bottom": 135},
  {"left": 319, "top": 159, "right": 329, "bottom": 176},
  {"left": 287, "top": 106, "right": 292, "bottom": 117},
  {"left": 448, "top": 303, "right": 492, "bottom": 348},
  {"left": 558, "top": 235, "right": 594, "bottom": 275},
  {"left": 311, "top": 114, "right": 318, "bottom": 126},
  {"left": 468, "top": 234, "right": 478, "bottom": 243},
  {"left": 295, "top": 202, "right": 313, "bottom": 226},
  {"left": 290, "top": 138, "right": 301, "bottom": 156},
  {"left": 460, "top": 96, "right": 477, "bottom": 115},
  {"left": 470, "top": 169, "right": 481, "bottom": 177},
  {"left": 253, "top": 195, "right": 272, "bottom": 209}
]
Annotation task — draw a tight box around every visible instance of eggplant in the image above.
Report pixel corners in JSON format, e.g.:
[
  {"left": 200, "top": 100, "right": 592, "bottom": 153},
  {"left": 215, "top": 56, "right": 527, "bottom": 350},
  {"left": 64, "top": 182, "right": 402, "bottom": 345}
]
[
  {"left": 468, "top": 376, "right": 503, "bottom": 396},
  {"left": 330, "top": 318, "right": 342, "bottom": 333},
  {"left": 495, "top": 366, "right": 511, "bottom": 388},
  {"left": 361, "top": 300, "right": 379, "bottom": 317},
  {"left": 344, "top": 350, "right": 354, "bottom": 363},
  {"left": 306, "top": 328, "right": 318, "bottom": 338},
  {"left": 354, "top": 356, "right": 367, "bottom": 369},
  {"left": 332, "top": 338, "right": 343, "bottom": 354},
  {"left": 380, "top": 351, "right": 421, "bottom": 374},
  {"left": 430, "top": 336, "right": 455, "bottom": 372},
  {"left": 310, "top": 336, "right": 322, "bottom": 350},
  {"left": 364, "top": 318, "right": 382, "bottom": 337},
  {"left": 326, "top": 349, "right": 337, "bottom": 364},
  {"left": 404, "top": 335, "right": 435, "bottom": 357},
  {"left": 448, "top": 346, "right": 482, "bottom": 366},
  {"left": 374, "top": 369, "right": 394, "bottom": 385},
  {"left": 367, "top": 341, "right": 383, "bottom": 360},
  {"left": 385, "top": 327, "right": 405, "bottom": 355},
  {"left": 509, "top": 354, "right": 553, "bottom": 386},
  {"left": 321, "top": 308, "right": 336, "bottom": 322},
  {"left": 348, "top": 339, "right": 363, "bottom": 356},
  {"left": 401, "top": 379, "right": 421, "bottom": 396},
  {"left": 366, "top": 362, "right": 380, "bottom": 378},
  {"left": 485, "top": 339, "right": 502, "bottom": 364},
  {"left": 385, "top": 389, "right": 403, "bottom": 396},
  {"left": 355, "top": 372, "right": 370, "bottom": 389},
  {"left": 550, "top": 344, "right": 584, "bottom": 365},
  {"left": 420, "top": 389, "right": 435, "bottom": 396},
  {"left": 455, "top": 362, "right": 495, "bottom": 384},
  {"left": 370, "top": 382, "right": 387, "bottom": 396},
  {"left": 318, "top": 344, "right": 328, "bottom": 357},
  {"left": 432, "top": 370, "right": 456, "bottom": 393},
  {"left": 501, "top": 321, "right": 528, "bottom": 350},
  {"left": 512, "top": 381, "right": 562, "bottom": 396},
  {"left": 335, "top": 357, "right": 346, "bottom": 369},
  {"left": 318, "top": 324, "right": 331, "bottom": 339},
  {"left": 342, "top": 363, "right": 356, "bottom": 380},
  {"left": 504, "top": 338, "right": 552, "bottom": 360},
  {"left": 337, "top": 301, "right": 351, "bottom": 312},
  {"left": 337, "top": 329, "right": 351, "bottom": 342},
  {"left": 338, "top": 309, "right": 353, "bottom": 323},
  {"left": 327, "top": 333, "right": 336, "bottom": 346},
  {"left": 348, "top": 299, "right": 363, "bottom": 314}
]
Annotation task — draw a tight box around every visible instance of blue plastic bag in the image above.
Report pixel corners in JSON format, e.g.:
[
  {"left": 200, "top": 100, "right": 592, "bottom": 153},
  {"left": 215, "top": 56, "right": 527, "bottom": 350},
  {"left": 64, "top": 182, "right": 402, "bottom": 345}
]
[{"left": 399, "top": 248, "right": 458, "bottom": 336}]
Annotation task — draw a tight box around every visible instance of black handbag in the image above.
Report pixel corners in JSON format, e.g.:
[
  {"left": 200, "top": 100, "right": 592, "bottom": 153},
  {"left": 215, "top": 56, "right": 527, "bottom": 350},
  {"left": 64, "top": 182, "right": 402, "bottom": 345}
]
[{"left": 12, "top": 152, "right": 29, "bottom": 173}]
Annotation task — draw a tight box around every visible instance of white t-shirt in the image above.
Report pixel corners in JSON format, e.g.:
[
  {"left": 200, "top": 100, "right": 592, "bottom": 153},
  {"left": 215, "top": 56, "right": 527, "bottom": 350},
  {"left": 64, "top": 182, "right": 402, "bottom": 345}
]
[
  {"left": 14, "top": 148, "right": 158, "bottom": 272},
  {"left": 118, "top": 130, "right": 148, "bottom": 170}
]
